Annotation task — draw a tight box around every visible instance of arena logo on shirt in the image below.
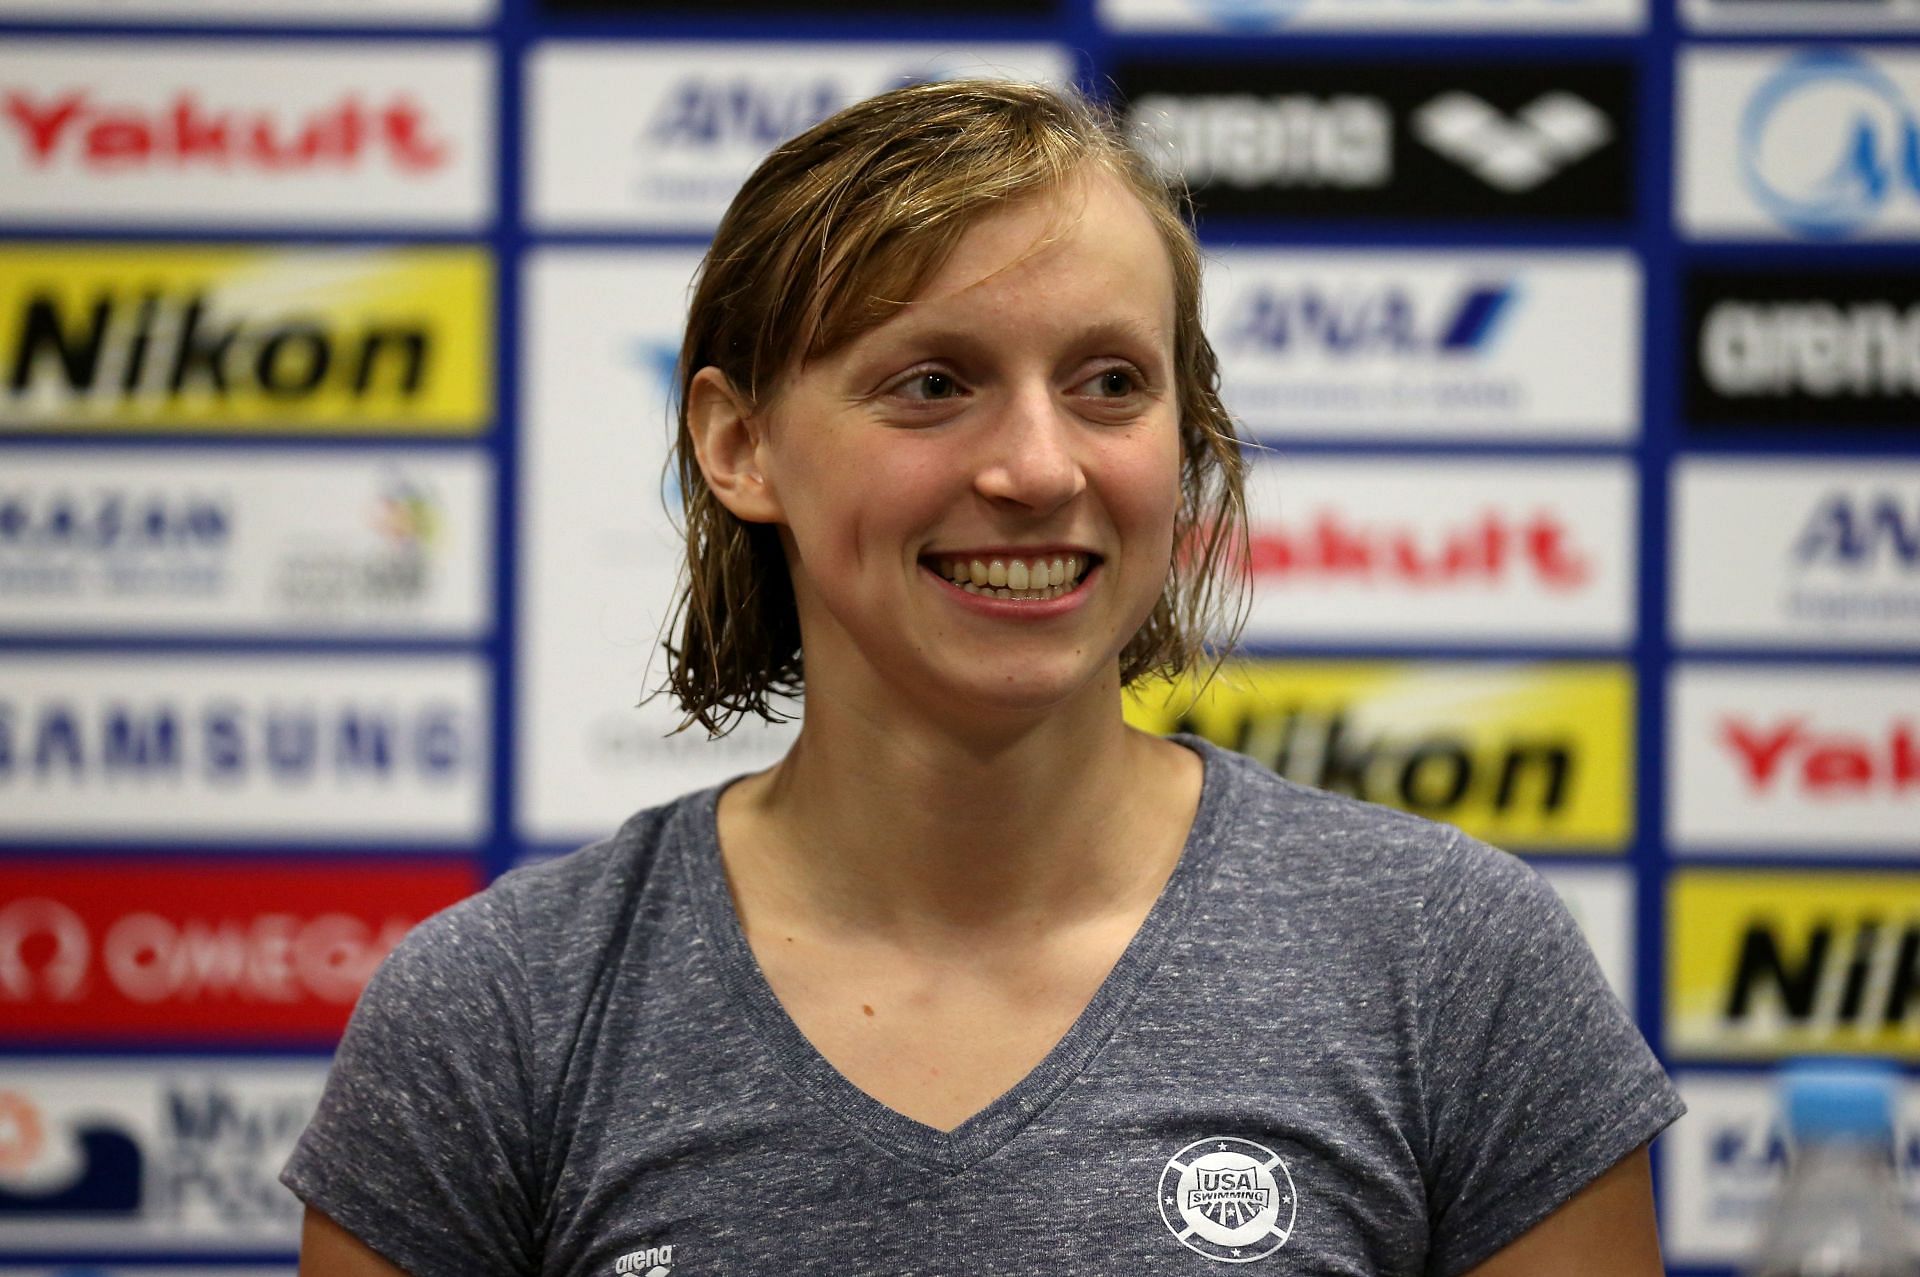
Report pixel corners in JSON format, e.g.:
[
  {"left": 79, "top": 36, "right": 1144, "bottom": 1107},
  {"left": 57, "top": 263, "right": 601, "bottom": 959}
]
[
  {"left": 1672, "top": 460, "right": 1920, "bottom": 648},
  {"left": 0, "top": 449, "right": 492, "bottom": 637},
  {"left": 0, "top": 654, "right": 488, "bottom": 841},
  {"left": 1685, "top": 269, "right": 1920, "bottom": 426},
  {"left": 1126, "top": 660, "right": 1634, "bottom": 852},
  {"left": 1669, "top": 871, "right": 1920, "bottom": 1059},
  {"left": 1102, "top": 0, "right": 1642, "bottom": 30},
  {"left": 1234, "top": 456, "right": 1635, "bottom": 645},
  {"left": 1680, "top": 47, "right": 1920, "bottom": 241},
  {"left": 1117, "top": 58, "right": 1635, "bottom": 223},
  {"left": 0, "top": 246, "right": 491, "bottom": 433},
  {"left": 1668, "top": 665, "right": 1920, "bottom": 853},
  {"left": 0, "top": 861, "right": 476, "bottom": 1042},
  {"left": 1208, "top": 250, "right": 1639, "bottom": 441},
  {"left": 1662, "top": 1071, "right": 1920, "bottom": 1266},
  {"left": 0, "top": 40, "right": 492, "bottom": 229},
  {"left": 528, "top": 43, "right": 1072, "bottom": 233},
  {"left": 0, "top": 1061, "right": 322, "bottom": 1248}
]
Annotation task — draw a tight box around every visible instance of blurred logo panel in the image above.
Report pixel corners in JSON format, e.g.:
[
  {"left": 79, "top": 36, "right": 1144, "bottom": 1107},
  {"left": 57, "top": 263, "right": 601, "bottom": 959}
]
[
  {"left": 528, "top": 43, "right": 1072, "bottom": 233},
  {"left": 0, "top": 655, "right": 489, "bottom": 843},
  {"left": 1101, "top": 0, "right": 1641, "bottom": 30},
  {"left": 518, "top": 249, "right": 796, "bottom": 846},
  {"left": 1685, "top": 0, "right": 1920, "bottom": 28},
  {"left": 1662, "top": 1071, "right": 1920, "bottom": 1267},
  {"left": 0, "top": 1063, "right": 323, "bottom": 1249},
  {"left": 0, "top": 246, "right": 492, "bottom": 434},
  {"left": 0, "top": 40, "right": 492, "bottom": 229},
  {"left": 1673, "top": 459, "right": 1920, "bottom": 648},
  {"left": 0, "top": 861, "right": 477, "bottom": 1043},
  {"left": 0, "top": 0, "right": 488, "bottom": 20},
  {"left": 1117, "top": 57, "right": 1634, "bottom": 222},
  {"left": 1686, "top": 268, "right": 1920, "bottom": 426},
  {"left": 1127, "top": 660, "right": 1635, "bottom": 851},
  {"left": 1209, "top": 250, "right": 1639, "bottom": 441},
  {"left": 1235, "top": 456, "right": 1636, "bottom": 645},
  {"left": 1682, "top": 46, "right": 1920, "bottom": 241},
  {"left": 1669, "top": 871, "right": 1920, "bottom": 1058},
  {"left": 0, "top": 449, "right": 492, "bottom": 636},
  {"left": 1669, "top": 664, "right": 1920, "bottom": 853}
]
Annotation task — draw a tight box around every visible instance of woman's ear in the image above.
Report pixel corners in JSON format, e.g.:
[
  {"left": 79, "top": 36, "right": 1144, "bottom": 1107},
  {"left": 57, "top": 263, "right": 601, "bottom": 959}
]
[{"left": 686, "top": 366, "right": 783, "bottom": 525}]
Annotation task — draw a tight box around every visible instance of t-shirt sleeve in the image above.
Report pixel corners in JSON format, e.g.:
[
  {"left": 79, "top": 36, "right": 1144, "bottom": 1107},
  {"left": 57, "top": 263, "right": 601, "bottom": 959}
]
[
  {"left": 281, "top": 887, "right": 542, "bottom": 1277},
  {"left": 1416, "top": 833, "right": 1684, "bottom": 1277}
]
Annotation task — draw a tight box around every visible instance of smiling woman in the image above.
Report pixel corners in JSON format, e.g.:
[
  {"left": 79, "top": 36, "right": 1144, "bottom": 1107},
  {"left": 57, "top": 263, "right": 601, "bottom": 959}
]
[{"left": 281, "top": 81, "right": 1682, "bottom": 1277}]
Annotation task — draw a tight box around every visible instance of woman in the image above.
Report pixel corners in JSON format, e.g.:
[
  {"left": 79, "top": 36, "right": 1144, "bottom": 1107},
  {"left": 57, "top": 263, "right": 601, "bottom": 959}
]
[{"left": 285, "top": 79, "right": 1681, "bottom": 1276}]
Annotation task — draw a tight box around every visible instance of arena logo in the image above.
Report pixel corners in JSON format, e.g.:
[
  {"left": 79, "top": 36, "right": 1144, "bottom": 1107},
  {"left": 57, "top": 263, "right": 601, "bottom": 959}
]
[
  {"left": 1, "top": 89, "right": 449, "bottom": 175},
  {"left": 1739, "top": 48, "right": 1920, "bottom": 239},
  {"left": 1221, "top": 281, "right": 1515, "bottom": 357},
  {"left": 1700, "top": 297, "right": 1920, "bottom": 400},
  {"left": 0, "top": 699, "right": 469, "bottom": 784},
  {"left": 1719, "top": 714, "right": 1919, "bottom": 795},
  {"left": 1243, "top": 508, "right": 1593, "bottom": 589},
  {"left": 6, "top": 289, "right": 432, "bottom": 409},
  {"left": 1129, "top": 92, "right": 1393, "bottom": 190}
]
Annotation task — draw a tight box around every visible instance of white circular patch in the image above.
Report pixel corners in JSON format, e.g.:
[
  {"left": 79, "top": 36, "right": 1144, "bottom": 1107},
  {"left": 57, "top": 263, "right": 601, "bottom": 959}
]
[{"left": 1158, "top": 1136, "right": 1296, "bottom": 1263}]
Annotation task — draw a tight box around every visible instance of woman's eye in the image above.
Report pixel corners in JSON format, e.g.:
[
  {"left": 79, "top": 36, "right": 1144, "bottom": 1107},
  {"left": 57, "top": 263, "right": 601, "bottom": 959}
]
[
  {"left": 1081, "top": 368, "right": 1141, "bottom": 398},
  {"left": 897, "top": 371, "right": 961, "bottom": 401}
]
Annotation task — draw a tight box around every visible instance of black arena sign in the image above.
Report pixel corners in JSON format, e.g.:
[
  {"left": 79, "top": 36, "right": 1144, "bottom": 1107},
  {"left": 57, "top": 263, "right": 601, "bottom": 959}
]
[
  {"left": 1686, "top": 270, "right": 1920, "bottom": 428},
  {"left": 1113, "top": 57, "right": 1635, "bottom": 223}
]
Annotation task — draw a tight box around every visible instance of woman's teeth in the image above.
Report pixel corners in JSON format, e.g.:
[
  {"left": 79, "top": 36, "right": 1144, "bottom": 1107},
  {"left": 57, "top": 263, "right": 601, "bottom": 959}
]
[{"left": 933, "top": 553, "right": 1087, "bottom": 600}]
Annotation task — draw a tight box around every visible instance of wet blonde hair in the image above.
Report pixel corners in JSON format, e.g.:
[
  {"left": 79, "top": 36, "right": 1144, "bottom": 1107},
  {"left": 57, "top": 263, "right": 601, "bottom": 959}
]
[{"left": 663, "top": 78, "right": 1248, "bottom": 735}]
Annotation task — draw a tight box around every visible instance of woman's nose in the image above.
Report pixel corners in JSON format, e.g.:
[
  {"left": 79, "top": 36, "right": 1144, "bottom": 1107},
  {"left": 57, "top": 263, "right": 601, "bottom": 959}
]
[{"left": 971, "top": 385, "right": 1087, "bottom": 514}]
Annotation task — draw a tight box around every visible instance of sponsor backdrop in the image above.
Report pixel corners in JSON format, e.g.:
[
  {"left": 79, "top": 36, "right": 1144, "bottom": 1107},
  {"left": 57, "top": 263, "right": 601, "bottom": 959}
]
[{"left": 0, "top": 1, "right": 1914, "bottom": 1273}]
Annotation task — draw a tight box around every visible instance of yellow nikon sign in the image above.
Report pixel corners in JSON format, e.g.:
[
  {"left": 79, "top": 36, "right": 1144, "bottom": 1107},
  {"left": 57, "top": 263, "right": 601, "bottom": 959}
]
[
  {"left": 0, "top": 245, "right": 491, "bottom": 432},
  {"left": 1127, "top": 660, "right": 1633, "bottom": 852},
  {"left": 1669, "top": 870, "right": 1920, "bottom": 1060}
]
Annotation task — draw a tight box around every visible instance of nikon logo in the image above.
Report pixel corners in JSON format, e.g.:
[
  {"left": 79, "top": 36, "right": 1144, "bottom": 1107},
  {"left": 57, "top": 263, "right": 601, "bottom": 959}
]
[
  {"left": 1175, "top": 704, "right": 1572, "bottom": 817},
  {"left": 1725, "top": 917, "right": 1920, "bottom": 1033},
  {"left": 6, "top": 289, "right": 430, "bottom": 407}
]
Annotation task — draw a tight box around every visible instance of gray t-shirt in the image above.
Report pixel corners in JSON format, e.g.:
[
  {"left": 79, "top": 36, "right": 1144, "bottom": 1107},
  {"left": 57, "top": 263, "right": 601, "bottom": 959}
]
[{"left": 282, "top": 737, "right": 1682, "bottom": 1277}]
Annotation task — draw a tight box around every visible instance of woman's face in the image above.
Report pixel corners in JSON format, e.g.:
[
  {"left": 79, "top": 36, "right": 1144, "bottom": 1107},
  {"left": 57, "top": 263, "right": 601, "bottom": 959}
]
[{"left": 753, "top": 170, "right": 1183, "bottom": 726}]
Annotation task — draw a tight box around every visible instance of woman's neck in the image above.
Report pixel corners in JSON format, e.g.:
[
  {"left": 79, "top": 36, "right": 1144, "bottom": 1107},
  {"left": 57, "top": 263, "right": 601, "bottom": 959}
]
[{"left": 715, "top": 680, "right": 1200, "bottom": 944}]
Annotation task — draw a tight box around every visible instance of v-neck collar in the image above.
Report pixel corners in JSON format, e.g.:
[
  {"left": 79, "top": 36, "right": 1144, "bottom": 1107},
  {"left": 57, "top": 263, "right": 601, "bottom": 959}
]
[{"left": 677, "top": 735, "right": 1236, "bottom": 1175}]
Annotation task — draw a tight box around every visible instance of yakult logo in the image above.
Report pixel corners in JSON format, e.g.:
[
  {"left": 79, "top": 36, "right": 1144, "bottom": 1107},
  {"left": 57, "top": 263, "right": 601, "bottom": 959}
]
[
  {"left": 2, "top": 89, "right": 449, "bottom": 174},
  {"left": 1721, "top": 716, "right": 1919, "bottom": 794},
  {"left": 1245, "top": 508, "right": 1592, "bottom": 589}
]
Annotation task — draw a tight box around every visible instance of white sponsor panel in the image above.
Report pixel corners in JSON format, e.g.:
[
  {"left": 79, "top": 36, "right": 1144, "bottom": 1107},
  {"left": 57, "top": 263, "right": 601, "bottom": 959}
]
[
  {"left": 1669, "top": 664, "right": 1920, "bottom": 853},
  {"left": 0, "top": 449, "right": 492, "bottom": 637},
  {"left": 1100, "top": 0, "right": 1642, "bottom": 29},
  {"left": 1534, "top": 862, "right": 1636, "bottom": 1005},
  {"left": 1664, "top": 1071, "right": 1920, "bottom": 1266},
  {"left": 0, "top": 40, "right": 493, "bottom": 230},
  {"left": 0, "top": 0, "right": 490, "bottom": 22},
  {"left": 1673, "top": 459, "right": 1920, "bottom": 649},
  {"left": 1207, "top": 250, "right": 1639, "bottom": 441},
  {"left": 0, "top": 654, "right": 488, "bottom": 841},
  {"left": 1684, "top": 0, "right": 1920, "bottom": 29},
  {"left": 1679, "top": 46, "right": 1920, "bottom": 241},
  {"left": 1240, "top": 456, "right": 1636, "bottom": 646},
  {"left": 0, "top": 1060, "right": 323, "bottom": 1250},
  {"left": 519, "top": 249, "right": 795, "bottom": 845},
  {"left": 527, "top": 41, "right": 1073, "bottom": 233}
]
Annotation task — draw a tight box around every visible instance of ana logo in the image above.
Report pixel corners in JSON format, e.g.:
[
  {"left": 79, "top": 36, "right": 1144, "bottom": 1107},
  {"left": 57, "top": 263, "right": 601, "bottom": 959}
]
[
  {"left": 1415, "top": 92, "right": 1612, "bottom": 191},
  {"left": 613, "top": 1243, "right": 672, "bottom": 1276},
  {"left": 1740, "top": 49, "right": 1920, "bottom": 240},
  {"left": 1224, "top": 282, "right": 1517, "bottom": 359},
  {"left": 1159, "top": 1136, "right": 1296, "bottom": 1262},
  {"left": 1794, "top": 493, "right": 1920, "bottom": 570},
  {"left": 646, "top": 76, "right": 841, "bottom": 151}
]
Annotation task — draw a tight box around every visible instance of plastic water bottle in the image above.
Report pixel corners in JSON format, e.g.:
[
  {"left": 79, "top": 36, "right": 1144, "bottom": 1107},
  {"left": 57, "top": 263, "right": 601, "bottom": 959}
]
[{"left": 1747, "top": 1061, "right": 1916, "bottom": 1277}]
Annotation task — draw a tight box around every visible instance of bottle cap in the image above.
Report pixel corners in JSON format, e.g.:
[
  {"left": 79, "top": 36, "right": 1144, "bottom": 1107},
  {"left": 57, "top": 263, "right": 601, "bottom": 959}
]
[{"left": 1782, "top": 1059, "right": 1902, "bottom": 1144}]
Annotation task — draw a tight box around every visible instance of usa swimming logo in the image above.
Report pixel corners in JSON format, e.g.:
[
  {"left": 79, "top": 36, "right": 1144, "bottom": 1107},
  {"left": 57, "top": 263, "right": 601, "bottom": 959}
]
[{"left": 1159, "top": 1136, "right": 1297, "bottom": 1262}]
